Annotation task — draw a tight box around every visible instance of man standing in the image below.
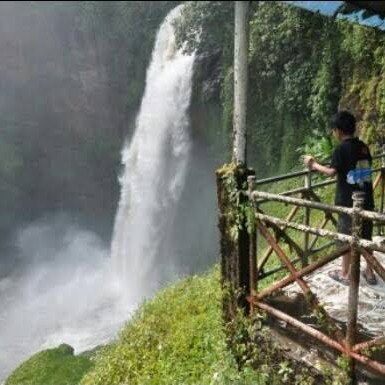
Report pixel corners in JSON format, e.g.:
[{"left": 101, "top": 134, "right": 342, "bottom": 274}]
[{"left": 304, "top": 110, "right": 377, "bottom": 286}]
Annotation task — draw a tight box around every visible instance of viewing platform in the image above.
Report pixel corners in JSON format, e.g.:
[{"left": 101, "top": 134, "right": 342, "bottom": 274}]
[{"left": 217, "top": 149, "right": 385, "bottom": 383}]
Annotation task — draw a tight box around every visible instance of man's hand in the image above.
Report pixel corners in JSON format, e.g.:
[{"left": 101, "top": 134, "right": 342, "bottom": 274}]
[
  {"left": 303, "top": 155, "right": 315, "bottom": 170},
  {"left": 303, "top": 155, "right": 337, "bottom": 177}
]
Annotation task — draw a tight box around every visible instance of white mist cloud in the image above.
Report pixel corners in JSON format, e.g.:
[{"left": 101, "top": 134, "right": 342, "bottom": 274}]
[{"left": 0, "top": 216, "right": 132, "bottom": 383}]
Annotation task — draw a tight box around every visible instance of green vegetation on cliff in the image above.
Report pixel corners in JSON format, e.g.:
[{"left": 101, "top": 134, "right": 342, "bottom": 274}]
[
  {"left": 81, "top": 269, "right": 239, "bottom": 385},
  {"left": 5, "top": 344, "right": 94, "bottom": 385},
  {"left": 176, "top": 2, "right": 385, "bottom": 174}
]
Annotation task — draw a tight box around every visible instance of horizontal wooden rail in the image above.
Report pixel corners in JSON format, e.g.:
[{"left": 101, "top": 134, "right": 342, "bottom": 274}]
[
  {"left": 254, "top": 164, "right": 384, "bottom": 188},
  {"left": 254, "top": 211, "right": 385, "bottom": 253},
  {"left": 251, "top": 190, "right": 385, "bottom": 223},
  {"left": 255, "top": 169, "right": 313, "bottom": 185}
]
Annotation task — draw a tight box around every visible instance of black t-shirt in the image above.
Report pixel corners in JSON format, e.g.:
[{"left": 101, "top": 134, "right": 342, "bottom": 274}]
[{"left": 330, "top": 137, "right": 374, "bottom": 209}]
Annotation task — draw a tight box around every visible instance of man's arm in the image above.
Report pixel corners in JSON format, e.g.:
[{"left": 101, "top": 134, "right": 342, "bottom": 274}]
[{"left": 303, "top": 155, "right": 337, "bottom": 177}]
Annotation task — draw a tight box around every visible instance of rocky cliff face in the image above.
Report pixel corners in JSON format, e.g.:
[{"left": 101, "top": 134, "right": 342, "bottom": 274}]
[
  {"left": 0, "top": 4, "right": 124, "bottom": 272},
  {"left": 190, "top": 49, "right": 227, "bottom": 163}
]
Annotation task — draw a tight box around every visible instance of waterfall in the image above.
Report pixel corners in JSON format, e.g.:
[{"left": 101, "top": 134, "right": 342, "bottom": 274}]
[
  {"left": 0, "top": 7, "right": 197, "bottom": 382},
  {"left": 110, "top": 6, "right": 195, "bottom": 300}
]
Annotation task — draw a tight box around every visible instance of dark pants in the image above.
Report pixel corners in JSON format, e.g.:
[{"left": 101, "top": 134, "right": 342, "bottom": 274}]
[{"left": 337, "top": 213, "right": 372, "bottom": 243}]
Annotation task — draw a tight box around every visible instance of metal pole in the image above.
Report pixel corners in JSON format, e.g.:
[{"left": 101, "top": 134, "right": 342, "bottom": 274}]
[
  {"left": 303, "top": 171, "right": 312, "bottom": 266},
  {"left": 353, "top": 336, "right": 385, "bottom": 353},
  {"left": 308, "top": 216, "right": 329, "bottom": 251},
  {"left": 379, "top": 145, "right": 385, "bottom": 235},
  {"left": 359, "top": 247, "right": 385, "bottom": 285},
  {"left": 346, "top": 191, "right": 364, "bottom": 383},
  {"left": 233, "top": 1, "right": 249, "bottom": 165},
  {"left": 253, "top": 245, "right": 349, "bottom": 301},
  {"left": 254, "top": 300, "right": 385, "bottom": 376},
  {"left": 258, "top": 205, "right": 299, "bottom": 271},
  {"left": 255, "top": 220, "right": 311, "bottom": 295}
]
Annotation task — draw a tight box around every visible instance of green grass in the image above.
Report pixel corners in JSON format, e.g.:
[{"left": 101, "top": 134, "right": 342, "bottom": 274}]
[
  {"left": 6, "top": 267, "right": 342, "bottom": 385},
  {"left": 5, "top": 344, "right": 94, "bottom": 385},
  {"left": 80, "top": 269, "right": 242, "bottom": 385},
  {"left": 80, "top": 268, "right": 323, "bottom": 385}
]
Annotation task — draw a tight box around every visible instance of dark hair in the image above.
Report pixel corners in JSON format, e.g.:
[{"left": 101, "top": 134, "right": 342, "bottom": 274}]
[{"left": 330, "top": 111, "right": 356, "bottom": 135}]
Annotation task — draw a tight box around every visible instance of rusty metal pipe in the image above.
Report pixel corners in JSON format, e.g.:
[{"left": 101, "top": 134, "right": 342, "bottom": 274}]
[
  {"left": 255, "top": 300, "right": 345, "bottom": 350},
  {"left": 248, "top": 176, "right": 257, "bottom": 302},
  {"left": 258, "top": 257, "right": 301, "bottom": 279},
  {"left": 359, "top": 247, "right": 385, "bottom": 284},
  {"left": 254, "top": 301, "right": 385, "bottom": 376},
  {"left": 353, "top": 336, "right": 385, "bottom": 353},
  {"left": 308, "top": 241, "right": 335, "bottom": 255},
  {"left": 255, "top": 170, "right": 312, "bottom": 186},
  {"left": 256, "top": 220, "right": 345, "bottom": 343},
  {"left": 253, "top": 245, "right": 350, "bottom": 301},
  {"left": 302, "top": 190, "right": 311, "bottom": 267},
  {"left": 255, "top": 220, "right": 311, "bottom": 295},
  {"left": 307, "top": 212, "right": 328, "bottom": 250},
  {"left": 308, "top": 216, "right": 329, "bottom": 251},
  {"left": 258, "top": 211, "right": 306, "bottom": 265},
  {"left": 249, "top": 227, "right": 257, "bottom": 314},
  {"left": 258, "top": 205, "right": 299, "bottom": 271}
]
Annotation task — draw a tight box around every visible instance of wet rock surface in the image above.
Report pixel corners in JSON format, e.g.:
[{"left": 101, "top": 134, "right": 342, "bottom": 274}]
[{"left": 285, "top": 236, "right": 385, "bottom": 336}]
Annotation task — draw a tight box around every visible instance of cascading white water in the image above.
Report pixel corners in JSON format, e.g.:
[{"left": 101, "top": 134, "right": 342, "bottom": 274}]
[
  {"left": 111, "top": 6, "right": 195, "bottom": 299},
  {"left": 0, "top": 7, "right": 196, "bottom": 382}
]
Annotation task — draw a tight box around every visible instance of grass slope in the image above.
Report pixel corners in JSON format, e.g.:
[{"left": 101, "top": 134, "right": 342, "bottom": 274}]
[
  {"left": 5, "top": 344, "right": 94, "bottom": 385},
  {"left": 81, "top": 268, "right": 326, "bottom": 385},
  {"left": 6, "top": 267, "right": 344, "bottom": 385},
  {"left": 81, "top": 269, "right": 241, "bottom": 385}
]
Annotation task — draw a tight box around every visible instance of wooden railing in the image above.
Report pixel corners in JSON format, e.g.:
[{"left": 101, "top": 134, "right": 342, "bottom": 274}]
[{"left": 244, "top": 151, "right": 385, "bottom": 380}]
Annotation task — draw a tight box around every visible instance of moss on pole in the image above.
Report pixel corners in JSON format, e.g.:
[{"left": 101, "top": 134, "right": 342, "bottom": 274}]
[{"left": 216, "top": 163, "right": 255, "bottom": 321}]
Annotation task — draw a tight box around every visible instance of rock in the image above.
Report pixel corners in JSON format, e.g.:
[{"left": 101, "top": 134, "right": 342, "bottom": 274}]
[{"left": 194, "top": 49, "right": 222, "bottom": 102}]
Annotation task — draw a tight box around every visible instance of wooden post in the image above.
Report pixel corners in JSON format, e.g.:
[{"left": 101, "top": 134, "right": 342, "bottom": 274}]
[
  {"left": 216, "top": 1, "right": 250, "bottom": 321},
  {"left": 379, "top": 145, "right": 385, "bottom": 235},
  {"left": 303, "top": 171, "right": 312, "bottom": 267},
  {"left": 346, "top": 191, "right": 364, "bottom": 384},
  {"left": 233, "top": 1, "right": 249, "bottom": 165},
  {"left": 248, "top": 175, "right": 257, "bottom": 315}
]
